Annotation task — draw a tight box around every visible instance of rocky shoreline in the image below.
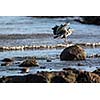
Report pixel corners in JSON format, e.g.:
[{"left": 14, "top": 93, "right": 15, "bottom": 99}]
[
  {"left": 0, "top": 45, "right": 100, "bottom": 83},
  {"left": 0, "top": 68, "right": 100, "bottom": 83}
]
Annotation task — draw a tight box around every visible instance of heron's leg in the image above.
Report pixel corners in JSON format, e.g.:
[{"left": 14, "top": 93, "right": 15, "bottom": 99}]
[{"left": 64, "top": 35, "right": 67, "bottom": 44}]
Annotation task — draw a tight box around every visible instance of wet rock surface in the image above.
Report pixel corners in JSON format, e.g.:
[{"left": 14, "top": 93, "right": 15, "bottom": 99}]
[
  {"left": 0, "top": 68, "right": 100, "bottom": 83},
  {"left": 60, "top": 45, "right": 86, "bottom": 61}
]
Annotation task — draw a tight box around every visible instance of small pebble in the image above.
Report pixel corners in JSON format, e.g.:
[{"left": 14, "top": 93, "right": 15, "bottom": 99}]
[
  {"left": 40, "top": 66, "right": 46, "bottom": 69},
  {"left": 50, "top": 68, "right": 52, "bottom": 70},
  {"left": 47, "top": 59, "right": 52, "bottom": 62},
  {"left": 77, "top": 63, "right": 85, "bottom": 66}
]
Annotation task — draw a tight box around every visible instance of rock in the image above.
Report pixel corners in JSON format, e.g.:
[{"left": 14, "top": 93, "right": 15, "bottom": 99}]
[
  {"left": 49, "top": 68, "right": 52, "bottom": 70},
  {"left": 2, "top": 58, "right": 14, "bottom": 62},
  {"left": 77, "top": 63, "right": 85, "bottom": 66},
  {"left": 1, "top": 62, "right": 12, "bottom": 66},
  {"left": 20, "top": 67, "right": 30, "bottom": 73},
  {"left": 93, "top": 68, "right": 100, "bottom": 76},
  {"left": 50, "top": 76, "right": 67, "bottom": 83},
  {"left": 1, "top": 68, "right": 100, "bottom": 83},
  {"left": 62, "top": 68, "right": 78, "bottom": 82},
  {"left": 26, "top": 74, "right": 47, "bottom": 83},
  {"left": 60, "top": 45, "right": 86, "bottom": 61},
  {"left": 80, "top": 16, "right": 100, "bottom": 25},
  {"left": 0, "top": 74, "right": 47, "bottom": 83},
  {"left": 76, "top": 71, "right": 100, "bottom": 83},
  {"left": 46, "top": 59, "right": 52, "bottom": 62},
  {"left": 19, "top": 58, "right": 39, "bottom": 67},
  {"left": 40, "top": 66, "right": 46, "bottom": 69}
]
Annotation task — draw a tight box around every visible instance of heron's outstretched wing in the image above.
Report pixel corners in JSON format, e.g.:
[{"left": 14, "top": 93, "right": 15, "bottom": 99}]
[
  {"left": 52, "top": 25, "right": 59, "bottom": 35},
  {"left": 52, "top": 23, "right": 72, "bottom": 39}
]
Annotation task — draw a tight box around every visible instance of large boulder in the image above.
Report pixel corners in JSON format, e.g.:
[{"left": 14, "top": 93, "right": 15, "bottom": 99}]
[
  {"left": 60, "top": 45, "right": 86, "bottom": 61},
  {"left": 19, "top": 58, "right": 39, "bottom": 67}
]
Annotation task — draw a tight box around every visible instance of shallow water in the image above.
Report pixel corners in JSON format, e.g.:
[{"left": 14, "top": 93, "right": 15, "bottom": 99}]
[
  {"left": 0, "top": 16, "right": 100, "bottom": 77},
  {"left": 0, "top": 48, "right": 100, "bottom": 77},
  {"left": 0, "top": 16, "right": 100, "bottom": 46}
]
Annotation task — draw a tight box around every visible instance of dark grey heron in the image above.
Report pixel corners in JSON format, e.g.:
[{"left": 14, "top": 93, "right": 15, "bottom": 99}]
[{"left": 52, "top": 23, "right": 74, "bottom": 43}]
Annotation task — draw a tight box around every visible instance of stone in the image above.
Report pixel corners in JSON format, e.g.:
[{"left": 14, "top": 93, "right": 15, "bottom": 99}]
[
  {"left": 60, "top": 45, "right": 86, "bottom": 61},
  {"left": 46, "top": 59, "right": 52, "bottom": 62},
  {"left": 40, "top": 66, "right": 46, "bottom": 69},
  {"left": 19, "top": 58, "right": 39, "bottom": 67},
  {"left": 1, "top": 68, "right": 100, "bottom": 83},
  {"left": 93, "top": 68, "right": 100, "bottom": 76},
  {"left": 50, "top": 76, "right": 67, "bottom": 83},
  {"left": 1, "top": 62, "right": 11, "bottom": 66},
  {"left": 2, "top": 58, "right": 14, "bottom": 62},
  {"left": 77, "top": 63, "right": 85, "bottom": 66},
  {"left": 0, "top": 74, "right": 47, "bottom": 83},
  {"left": 80, "top": 16, "right": 100, "bottom": 25},
  {"left": 76, "top": 71, "right": 100, "bottom": 83}
]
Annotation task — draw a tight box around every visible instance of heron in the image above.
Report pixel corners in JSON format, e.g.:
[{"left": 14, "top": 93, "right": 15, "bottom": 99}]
[{"left": 52, "top": 23, "right": 74, "bottom": 43}]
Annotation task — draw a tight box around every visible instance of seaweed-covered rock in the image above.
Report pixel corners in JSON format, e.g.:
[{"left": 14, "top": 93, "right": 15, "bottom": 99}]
[
  {"left": 19, "top": 58, "right": 39, "bottom": 67},
  {"left": 60, "top": 45, "right": 86, "bottom": 61}
]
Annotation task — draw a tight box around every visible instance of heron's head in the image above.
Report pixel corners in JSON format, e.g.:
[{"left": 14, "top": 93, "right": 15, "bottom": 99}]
[{"left": 64, "top": 22, "right": 70, "bottom": 26}]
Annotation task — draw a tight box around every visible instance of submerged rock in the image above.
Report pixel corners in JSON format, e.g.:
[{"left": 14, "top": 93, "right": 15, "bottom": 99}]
[
  {"left": 2, "top": 58, "right": 14, "bottom": 62},
  {"left": 60, "top": 45, "right": 86, "bottom": 61},
  {"left": 19, "top": 58, "right": 39, "bottom": 67}
]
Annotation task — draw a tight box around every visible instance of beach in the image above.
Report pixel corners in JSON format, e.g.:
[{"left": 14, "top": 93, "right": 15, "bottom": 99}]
[{"left": 0, "top": 16, "right": 100, "bottom": 82}]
